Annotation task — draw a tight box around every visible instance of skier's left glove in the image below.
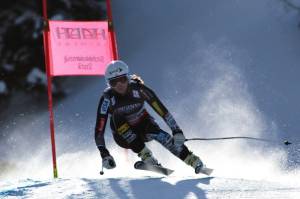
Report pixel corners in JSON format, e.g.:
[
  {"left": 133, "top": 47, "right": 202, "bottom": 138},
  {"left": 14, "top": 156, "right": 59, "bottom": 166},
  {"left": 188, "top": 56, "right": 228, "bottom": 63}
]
[
  {"left": 172, "top": 129, "right": 186, "bottom": 147},
  {"left": 98, "top": 146, "right": 116, "bottom": 169},
  {"left": 102, "top": 155, "right": 116, "bottom": 169}
]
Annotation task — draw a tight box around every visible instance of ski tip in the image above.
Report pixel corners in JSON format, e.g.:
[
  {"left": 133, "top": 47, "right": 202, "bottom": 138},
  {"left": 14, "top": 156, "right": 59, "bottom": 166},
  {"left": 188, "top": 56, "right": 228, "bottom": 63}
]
[
  {"left": 134, "top": 161, "right": 174, "bottom": 176},
  {"left": 203, "top": 168, "right": 213, "bottom": 176},
  {"left": 166, "top": 170, "right": 174, "bottom": 176},
  {"left": 196, "top": 167, "right": 213, "bottom": 176}
]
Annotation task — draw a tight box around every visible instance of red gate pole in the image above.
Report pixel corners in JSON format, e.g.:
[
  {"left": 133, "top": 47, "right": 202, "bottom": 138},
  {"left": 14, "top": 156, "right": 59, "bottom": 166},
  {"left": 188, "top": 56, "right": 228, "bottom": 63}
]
[
  {"left": 42, "top": 0, "right": 58, "bottom": 178},
  {"left": 106, "top": 0, "right": 119, "bottom": 60}
]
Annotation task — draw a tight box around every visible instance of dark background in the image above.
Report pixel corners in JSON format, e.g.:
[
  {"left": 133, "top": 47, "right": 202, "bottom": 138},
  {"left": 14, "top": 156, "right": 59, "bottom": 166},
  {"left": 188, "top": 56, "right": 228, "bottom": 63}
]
[{"left": 0, "top": 0, "right": 106, "bottom": 98}]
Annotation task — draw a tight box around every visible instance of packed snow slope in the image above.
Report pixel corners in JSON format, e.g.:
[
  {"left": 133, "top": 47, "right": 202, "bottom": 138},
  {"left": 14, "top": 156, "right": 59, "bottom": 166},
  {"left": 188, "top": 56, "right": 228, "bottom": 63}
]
[
  {"left": 1, "top": 0, "right": 300, "bottom": 198},
  {"left": 1, "top": 176, "right": 300, "bottom": 199}
]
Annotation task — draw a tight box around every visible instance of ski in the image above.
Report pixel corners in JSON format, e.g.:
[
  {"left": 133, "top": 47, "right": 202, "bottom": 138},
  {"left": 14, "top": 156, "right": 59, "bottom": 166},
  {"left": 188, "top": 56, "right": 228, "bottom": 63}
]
[
  {"left": 134, "top": 161, "right": 174, "bottom": 176},
  {"left": 134, "top": 161, "right": 213, "bottom": 176},
  {"left": 195, "top": 165, "right": 213, "bottom": 176}
]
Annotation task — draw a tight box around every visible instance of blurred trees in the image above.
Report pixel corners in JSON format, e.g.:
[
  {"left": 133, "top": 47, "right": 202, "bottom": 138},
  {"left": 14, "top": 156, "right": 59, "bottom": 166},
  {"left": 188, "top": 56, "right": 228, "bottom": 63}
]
[{"left": 0, "top": 0, "right": 106, "bottom": 98}]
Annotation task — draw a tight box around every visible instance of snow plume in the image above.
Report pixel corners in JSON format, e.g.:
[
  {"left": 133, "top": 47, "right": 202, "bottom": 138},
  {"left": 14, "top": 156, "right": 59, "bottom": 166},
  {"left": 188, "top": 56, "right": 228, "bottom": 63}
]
[
  {"left": 0, "top": 110, "right": 51, "bottom": 180},
  {"left": 149, "top": 38, "right": 300, "bottom": 184}
]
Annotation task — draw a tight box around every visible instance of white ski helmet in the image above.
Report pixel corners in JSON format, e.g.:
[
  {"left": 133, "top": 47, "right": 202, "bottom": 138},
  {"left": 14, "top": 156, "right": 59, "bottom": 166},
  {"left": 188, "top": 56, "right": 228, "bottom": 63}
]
[{"left": 105, "top": 60, "right": 129, "bottom": 82}]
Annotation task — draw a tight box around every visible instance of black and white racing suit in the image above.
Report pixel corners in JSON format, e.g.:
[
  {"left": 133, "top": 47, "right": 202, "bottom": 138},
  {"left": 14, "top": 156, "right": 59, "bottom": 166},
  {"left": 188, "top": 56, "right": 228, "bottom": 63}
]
[{"left": 94, "top": 80, "right": 191, "bottom": 161}]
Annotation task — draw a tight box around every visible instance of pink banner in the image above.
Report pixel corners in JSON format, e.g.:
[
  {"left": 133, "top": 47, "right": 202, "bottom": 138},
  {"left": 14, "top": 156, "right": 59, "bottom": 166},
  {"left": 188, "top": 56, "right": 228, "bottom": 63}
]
[{"left": 48, "top": 20, "right": 113, "bottom": 76}]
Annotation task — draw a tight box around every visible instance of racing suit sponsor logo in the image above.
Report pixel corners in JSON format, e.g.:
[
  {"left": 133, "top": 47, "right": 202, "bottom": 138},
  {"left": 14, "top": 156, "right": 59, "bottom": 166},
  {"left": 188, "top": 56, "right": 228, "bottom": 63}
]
[
  {"left": 116, "top": 103, "right": 143, "bottom": 115},
  {"left": 164, "top": 112, "right": 179, "bottom": 130},
  {"left": 117, "top": 123, "right": 130, "bottom": 134},
  {"left": 100, "top": 98, "right": 110, "bottom": 114},
  {"left": 132, "top": 90, "right": 140, "bottom": 98},
  {"left": 151, "top": 101, "right": 164, "bottom": 116},
  {"left": 122, "top": 130, "right": 136, "bottom": 143},
  {"left": 126, "top": 108, "right": 147, "bottom": 125}
]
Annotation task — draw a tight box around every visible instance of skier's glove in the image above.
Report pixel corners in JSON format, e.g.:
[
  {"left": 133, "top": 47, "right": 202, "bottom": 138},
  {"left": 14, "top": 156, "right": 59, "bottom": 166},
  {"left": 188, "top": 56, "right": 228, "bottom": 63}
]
[
  {"left": 131, "top": 74, "right": 144, "bottom": 84},
  {"left": 172, "top": 129, "right": 186, "bottom": 147},
  {"left": 102, "top": 155, "right": 116, "bottom": 169}
]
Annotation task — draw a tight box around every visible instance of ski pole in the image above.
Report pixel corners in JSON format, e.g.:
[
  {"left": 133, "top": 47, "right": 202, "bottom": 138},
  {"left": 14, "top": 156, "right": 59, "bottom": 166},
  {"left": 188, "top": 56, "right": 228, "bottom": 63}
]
[
  {"left": 100, "top": 164, "right": 104, "bottom": 175},
  {"left": 185, "top": 136, "right": 292, "bottom": 145}
]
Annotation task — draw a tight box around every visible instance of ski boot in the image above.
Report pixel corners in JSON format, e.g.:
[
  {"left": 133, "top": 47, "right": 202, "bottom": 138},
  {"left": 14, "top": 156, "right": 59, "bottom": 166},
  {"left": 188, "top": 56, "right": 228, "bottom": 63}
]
[
  {"left": 184, "top": 152, "right": 213, "bottom": 175},
  {"left": 184, "top": 152, "right": 204, "bottom": 173},
  {"left": 138, "top": 146, "right": 159, "bottom": 166},
  {"left": 135, "top": 147, "right": 173, "bottom": 175}
]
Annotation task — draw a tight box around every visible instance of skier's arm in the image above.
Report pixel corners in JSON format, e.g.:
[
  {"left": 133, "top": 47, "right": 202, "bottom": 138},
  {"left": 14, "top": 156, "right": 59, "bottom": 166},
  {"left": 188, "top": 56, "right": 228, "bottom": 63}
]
[
  {"left": 139, "top": 84, "right": 181, "bottom": 132},
  {"left": 95, "top": 95, "right": 111, "bottom": 158}
]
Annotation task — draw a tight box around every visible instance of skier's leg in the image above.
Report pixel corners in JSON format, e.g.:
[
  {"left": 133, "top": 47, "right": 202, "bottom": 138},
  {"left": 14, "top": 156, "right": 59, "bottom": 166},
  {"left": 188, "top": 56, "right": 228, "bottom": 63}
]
[
  {"left": 140, "top": 117, "right": 196, "bottom": 164},
  {"left": 148, "top": 129, "right": 188, "bottom": 159},
  {"left": 110, "top": 112, "right": 158, "bottom": 165},
  {"left": 149, "top": 130, "right": 203, "bottom": 170}
]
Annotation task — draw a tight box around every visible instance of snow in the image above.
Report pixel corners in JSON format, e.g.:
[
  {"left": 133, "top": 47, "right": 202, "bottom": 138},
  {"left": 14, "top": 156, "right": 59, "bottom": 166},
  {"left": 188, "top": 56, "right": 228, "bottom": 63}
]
[
  {"left": 26, "top": 68, "right": 47, "bottom": 85},
  {"left": 0, "top": 81, "right": 8, "bottom": 94},
  {"left": 1, "top": 177, "right": 300, "bottom": 199},
  {"left": 14, "top": 11, "right": 41, "bottom": 30}
]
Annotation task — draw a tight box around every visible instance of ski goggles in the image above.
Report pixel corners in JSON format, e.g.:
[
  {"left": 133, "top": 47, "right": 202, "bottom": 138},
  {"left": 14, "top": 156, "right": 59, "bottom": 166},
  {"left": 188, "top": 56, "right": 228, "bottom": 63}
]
[{"left": 109, "top": 75, "right": 128, "bottom": 87}]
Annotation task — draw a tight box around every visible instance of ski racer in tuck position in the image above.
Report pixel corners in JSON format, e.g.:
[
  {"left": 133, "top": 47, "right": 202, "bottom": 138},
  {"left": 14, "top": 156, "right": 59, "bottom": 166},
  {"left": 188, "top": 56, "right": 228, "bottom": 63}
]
[{"left": 94, "top": 60, "right": 208, "bottom": 174}]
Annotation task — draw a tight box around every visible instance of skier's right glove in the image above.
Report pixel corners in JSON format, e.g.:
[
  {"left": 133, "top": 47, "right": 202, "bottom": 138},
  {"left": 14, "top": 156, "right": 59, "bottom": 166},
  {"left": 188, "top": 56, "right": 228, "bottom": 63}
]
[
  {"left": 98, "top": 146, "right": 116, "bottom": 169},
  {"left": 102, "top": 155, "right": 116, "bottom": 169}
]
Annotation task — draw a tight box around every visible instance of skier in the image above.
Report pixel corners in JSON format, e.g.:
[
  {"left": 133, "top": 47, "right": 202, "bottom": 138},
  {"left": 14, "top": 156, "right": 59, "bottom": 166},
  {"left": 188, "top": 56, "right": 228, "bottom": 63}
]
[{"left": 94, "top": 60, "right": 206, "bottom": 174}]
